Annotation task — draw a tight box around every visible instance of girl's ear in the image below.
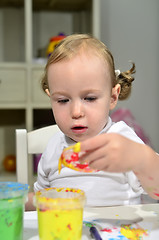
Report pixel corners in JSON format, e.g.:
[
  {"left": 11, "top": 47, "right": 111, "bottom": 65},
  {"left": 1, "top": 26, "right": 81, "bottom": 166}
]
[
  {"left": 109, "top": 84, "right": 121, "bottom": 110},
  {"left": 45, "top": 88, "right": 50, "bottom": 97}
]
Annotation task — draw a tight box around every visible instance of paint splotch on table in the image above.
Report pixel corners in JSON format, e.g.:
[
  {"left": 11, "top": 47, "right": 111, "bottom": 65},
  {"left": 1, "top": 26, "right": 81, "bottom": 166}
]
[{"left": 83, "top": 219, "right": 148, "bottom": 240}]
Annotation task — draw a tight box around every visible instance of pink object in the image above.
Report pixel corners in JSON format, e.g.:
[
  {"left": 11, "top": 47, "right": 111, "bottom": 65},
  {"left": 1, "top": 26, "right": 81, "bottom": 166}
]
[{"left": 111, "top": 108, "right": 152, "bottom": 146}]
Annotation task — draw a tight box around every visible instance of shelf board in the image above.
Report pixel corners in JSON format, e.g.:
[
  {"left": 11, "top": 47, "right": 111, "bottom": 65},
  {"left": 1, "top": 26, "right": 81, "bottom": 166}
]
[{"left": 0, "top": 0, "right": 92, "bottom": 12}]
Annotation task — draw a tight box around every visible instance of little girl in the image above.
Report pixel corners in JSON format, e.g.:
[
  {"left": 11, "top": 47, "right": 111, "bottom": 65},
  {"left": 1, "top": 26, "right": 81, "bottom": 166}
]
[{"left": 33, "top": 34, "right": 145, "bottom": 207}]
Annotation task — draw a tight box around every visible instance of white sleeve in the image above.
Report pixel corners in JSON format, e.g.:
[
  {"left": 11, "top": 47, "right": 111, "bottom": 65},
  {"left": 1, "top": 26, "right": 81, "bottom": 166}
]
[
  {"left": 107, "top": 121, "right": 144, "bottom": 144},
  {"left": 126, "top": 171, "right": 144, "bottom": 194}
]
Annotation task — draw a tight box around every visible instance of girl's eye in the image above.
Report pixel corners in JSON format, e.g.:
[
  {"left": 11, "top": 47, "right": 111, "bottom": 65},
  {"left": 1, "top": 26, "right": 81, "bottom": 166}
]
[
  {"left": 58, "top": 99, "right": 69, "bottom": 103},
  {"left": 84, "top": 97, "right": 97, "bottom": 102}
]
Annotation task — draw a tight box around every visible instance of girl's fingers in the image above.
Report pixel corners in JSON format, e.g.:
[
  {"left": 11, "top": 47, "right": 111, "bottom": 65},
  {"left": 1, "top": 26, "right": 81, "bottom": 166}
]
[
  {"left": 89, "top": 157, "right": 109, "bottom": 171},
  {"left": 79, "top": 145, "right": 106, "bottom": 164},
  {"left": 80, "top": 133, "right": 108, "bottom": 152}
]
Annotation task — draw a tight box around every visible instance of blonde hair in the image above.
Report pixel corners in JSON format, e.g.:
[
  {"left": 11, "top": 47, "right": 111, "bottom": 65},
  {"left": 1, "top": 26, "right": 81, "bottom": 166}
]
[{"left": 41, "top": 34, "right": 135, "bottom": 100}]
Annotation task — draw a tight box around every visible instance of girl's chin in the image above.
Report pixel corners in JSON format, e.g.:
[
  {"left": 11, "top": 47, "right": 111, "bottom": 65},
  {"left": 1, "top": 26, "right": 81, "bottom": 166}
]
[{"left": 70, "top": 135, "right": 92, "bottom": 142}]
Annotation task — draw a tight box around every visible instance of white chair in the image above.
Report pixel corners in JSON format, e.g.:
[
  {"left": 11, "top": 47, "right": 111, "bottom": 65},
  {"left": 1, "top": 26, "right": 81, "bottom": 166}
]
[{"left": 16, "top": 124, "right": 59, "bottom": 187}]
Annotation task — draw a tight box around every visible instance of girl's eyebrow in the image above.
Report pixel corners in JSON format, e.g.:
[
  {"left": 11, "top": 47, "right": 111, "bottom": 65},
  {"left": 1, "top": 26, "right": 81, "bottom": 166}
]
[
  {"left": 51, "top": 91, "right": 68, "bottom": 97},
  {"left": 81, "top": 89, "right": 101, "bottom": 94},
  {"left": 51, "top": 89, "right": 101, "bottom": 97}
]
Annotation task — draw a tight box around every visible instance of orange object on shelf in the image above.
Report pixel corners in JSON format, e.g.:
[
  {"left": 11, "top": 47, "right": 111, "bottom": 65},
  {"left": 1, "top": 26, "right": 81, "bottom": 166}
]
[
  {"left": 46, "top": 33, "right": 66, "bottom": 58},
  {"left": 3, "top": 155, "right": 16, "bottom": 172}
]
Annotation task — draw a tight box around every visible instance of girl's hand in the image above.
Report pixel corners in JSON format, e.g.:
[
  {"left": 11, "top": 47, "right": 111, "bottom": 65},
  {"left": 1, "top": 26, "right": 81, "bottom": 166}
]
[
  {"left": 79, "top": 133, "right": 143, "bottom": 173},
  {"left": 80, "top": 133, "right": 159, "bottom": 200}
]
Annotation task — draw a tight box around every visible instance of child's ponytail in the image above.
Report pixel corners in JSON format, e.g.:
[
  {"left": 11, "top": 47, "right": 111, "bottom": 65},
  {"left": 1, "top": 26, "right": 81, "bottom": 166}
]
[{"left": 117, "top": 63, "right": 136, "bottom": 100}]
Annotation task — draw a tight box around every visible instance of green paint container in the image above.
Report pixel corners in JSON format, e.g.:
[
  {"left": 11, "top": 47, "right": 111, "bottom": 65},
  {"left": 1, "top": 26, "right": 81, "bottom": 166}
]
[{"left": 0, "top": 182, "right": 29, "bottom": 240}]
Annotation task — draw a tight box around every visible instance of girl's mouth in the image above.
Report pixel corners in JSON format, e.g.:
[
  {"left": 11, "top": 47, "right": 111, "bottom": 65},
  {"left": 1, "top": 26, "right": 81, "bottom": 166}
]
[{"left": 71, "top": 126, "right": 88, "bottom": 134}]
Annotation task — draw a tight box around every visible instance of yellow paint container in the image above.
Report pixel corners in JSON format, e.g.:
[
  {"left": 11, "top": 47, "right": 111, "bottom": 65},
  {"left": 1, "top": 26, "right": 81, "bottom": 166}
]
[{"left": 34, "top": 187, "right": 86, "bottom": 240}]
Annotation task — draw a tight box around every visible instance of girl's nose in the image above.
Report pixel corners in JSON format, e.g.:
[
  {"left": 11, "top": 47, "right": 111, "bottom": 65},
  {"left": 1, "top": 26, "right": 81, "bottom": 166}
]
[{"left": 71, "top": 101, "right": 84, "bottom": 119}]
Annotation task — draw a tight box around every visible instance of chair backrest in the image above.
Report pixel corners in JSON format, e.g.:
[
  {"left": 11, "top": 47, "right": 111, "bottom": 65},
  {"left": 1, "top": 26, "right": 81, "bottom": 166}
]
[{"left": 16, "top": 124, "right": 59, "bottom": 185}]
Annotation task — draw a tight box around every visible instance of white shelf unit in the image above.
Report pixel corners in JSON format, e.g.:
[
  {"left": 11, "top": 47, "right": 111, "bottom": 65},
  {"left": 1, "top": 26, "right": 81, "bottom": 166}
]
[{"left": 0, "top": 0, "right": 100, "bottom": 187}]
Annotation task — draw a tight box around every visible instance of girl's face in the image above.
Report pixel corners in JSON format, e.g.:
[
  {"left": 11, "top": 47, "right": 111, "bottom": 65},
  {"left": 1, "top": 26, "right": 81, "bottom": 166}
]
[{"left": 47, "top": 52, "right": 120, "bottom": 142}]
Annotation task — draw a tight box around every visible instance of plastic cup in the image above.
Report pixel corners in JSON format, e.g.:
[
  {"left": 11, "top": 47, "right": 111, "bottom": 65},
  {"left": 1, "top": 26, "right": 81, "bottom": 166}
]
[
  {"left": 0, "top": 182, "right": 29, "bottom": 240},
  {"left": 34, "top": 187, "right": 86, "bottom": 240}
]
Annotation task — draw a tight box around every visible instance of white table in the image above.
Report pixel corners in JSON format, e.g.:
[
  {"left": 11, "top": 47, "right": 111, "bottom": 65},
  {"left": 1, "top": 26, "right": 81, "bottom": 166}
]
[{"left": 24, "top": 203, "right": 159, "bottom": 240}]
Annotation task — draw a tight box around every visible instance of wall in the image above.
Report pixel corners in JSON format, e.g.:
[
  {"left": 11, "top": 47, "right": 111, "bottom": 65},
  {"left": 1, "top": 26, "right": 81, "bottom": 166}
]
[{"left": 100, "top": 0, "right": 159, "bottom": 151}]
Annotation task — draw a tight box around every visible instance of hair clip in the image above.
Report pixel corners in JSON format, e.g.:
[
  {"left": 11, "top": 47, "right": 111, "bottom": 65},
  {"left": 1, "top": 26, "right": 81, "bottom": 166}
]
[{"left": 115, "top": 69, "right": 121, "bottom": 77}]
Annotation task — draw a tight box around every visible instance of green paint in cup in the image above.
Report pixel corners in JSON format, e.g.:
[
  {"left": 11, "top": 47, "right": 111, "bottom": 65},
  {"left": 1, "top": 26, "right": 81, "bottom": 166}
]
[{"left": 0, "top": 182, "right": 29, "bottom": 240}]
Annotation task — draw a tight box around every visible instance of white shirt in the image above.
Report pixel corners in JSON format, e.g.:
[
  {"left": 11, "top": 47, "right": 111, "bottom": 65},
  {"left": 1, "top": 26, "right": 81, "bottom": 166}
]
[{"left": 34, "top": 117, "right": 145, "bottom": 207}]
